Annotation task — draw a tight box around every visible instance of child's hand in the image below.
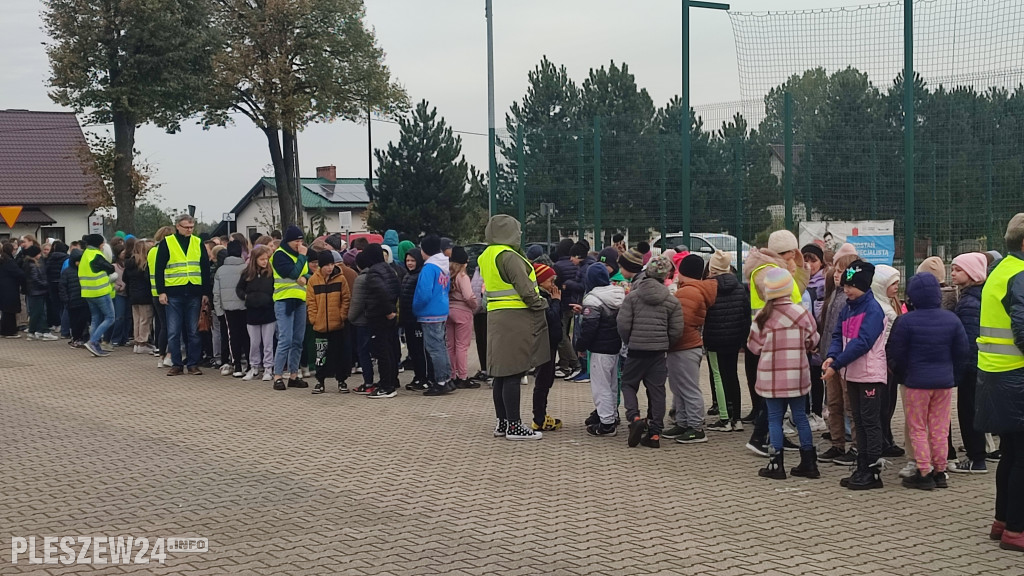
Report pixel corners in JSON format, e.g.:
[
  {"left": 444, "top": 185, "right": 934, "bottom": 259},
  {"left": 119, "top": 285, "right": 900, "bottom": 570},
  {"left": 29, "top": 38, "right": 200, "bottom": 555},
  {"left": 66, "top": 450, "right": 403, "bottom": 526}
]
[
  {"left": 569, "top": 303, "right": 582, "bottom": 313},
  {"left": 823, "top": 367, "right": 836, "bottom": 380},
  {"left": 549, "top": 285, "right": 561, "bottom": 300}
]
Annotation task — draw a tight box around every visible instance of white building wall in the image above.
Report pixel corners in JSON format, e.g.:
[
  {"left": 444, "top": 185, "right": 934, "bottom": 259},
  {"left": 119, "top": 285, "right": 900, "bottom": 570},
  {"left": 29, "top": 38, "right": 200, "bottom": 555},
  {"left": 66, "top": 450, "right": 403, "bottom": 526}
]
[{"left": 0, "top": 205, "right": 91, "bottom": 243}]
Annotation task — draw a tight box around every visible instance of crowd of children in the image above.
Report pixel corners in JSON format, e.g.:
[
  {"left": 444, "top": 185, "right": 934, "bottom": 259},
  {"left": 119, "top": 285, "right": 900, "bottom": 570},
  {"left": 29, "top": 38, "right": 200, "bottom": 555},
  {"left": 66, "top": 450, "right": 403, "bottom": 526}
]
[{"left": 2, "top": 212, "right": 1022, "bottom": 553}]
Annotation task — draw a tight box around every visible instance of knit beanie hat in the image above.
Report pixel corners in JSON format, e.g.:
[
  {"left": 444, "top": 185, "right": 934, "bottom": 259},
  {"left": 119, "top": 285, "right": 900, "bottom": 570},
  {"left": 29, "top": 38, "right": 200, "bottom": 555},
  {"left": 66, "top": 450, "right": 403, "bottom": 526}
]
[
  {"left": 952, "top": 252, "right": 988, "bottom": 283},
  {"left": 986, "top": 250, "right": 1003, "bottom": 265},
  {"left": 421, "top": 235, "right": 441, "bottom": 256},
  {"left": 526, "top": 244, "right": 545, "bottom": 261},
  {"left": 618, "top": 248, "right": 645, "bottom": 274},
  {"left": 283, "top": 226, "right": 304, "bottom": 244},
  {"left": 709, "top": 250, "right": 732, "bottom": 274},
  {"left": 916, "top": 256, "right": 947, "bottom": 285},
  {"left": 679, "top": 254, "right": 705, "bottom": 280},
  {"left": 645, "top": 256, "right": 675, "bottom": 281},
  {"left": 760, "top": 267, "right": 794, "bottom": 301},
  {"left": 84, "top": 233, "right": 105, "bottom": 248},
  {"left": 440, "top": 237, "right": 454, "bottom": 253},
  {"left": 840, "top": 259, "right": 875, "bottom": 293},
  {"left": 354, "top": 251, "right": 371, "bottom": 271},
  {"left": 767, "top": 230, "right": 799, "bottom": 254},
  {"left": 325, "top": 234, "right": 343, "bottom": 251},
  {"left": 363, "top": 243, "right": 385, "bottom": 266},
  {"left": 533, "top": 263, "right": 555, "bottom": 285},
  {"left": 318, "top": 250, "right": 336, "bottom": 267},
  {"left": 306, "top": 248, "right": 319, "bottom": 267},
  {"left": 833, "top": 242, "right": 858, "bottom": 261},
  {"left": 801, "top": 243, "right": 824, "bottom": 262},
  {"left": 597, "top": 247, "right": 619, "bottom": 275},
  {"left": 451, "top": 245, "right": 469, "bottom": 265},
  {"left": 227, "top": 240, "right": 243, "bottom": 258},
  {"left": 587, "top": 261, "right": 611, "bottom": 288}
]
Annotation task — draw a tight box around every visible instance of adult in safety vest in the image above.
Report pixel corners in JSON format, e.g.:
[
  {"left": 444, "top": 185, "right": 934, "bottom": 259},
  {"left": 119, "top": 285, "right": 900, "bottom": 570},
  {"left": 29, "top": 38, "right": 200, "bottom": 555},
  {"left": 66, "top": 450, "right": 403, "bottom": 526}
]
[
  {"left": 78, "top": 233, "right": 117, "bottom": 358},
  {"left": 478, "top": 215, "right": 549, "bottom": 441},
  {"left": 270, "top": 225, "right": 310, "bottom": 391},
  {"left": 155, "top": 214, "right": 210, "bottom": 376},
  {"left": 148, "top": 225, "right": 176, "bottom": 365},
  {"left": 976, "top": 213, "right": 1024, "bottom": 551}
]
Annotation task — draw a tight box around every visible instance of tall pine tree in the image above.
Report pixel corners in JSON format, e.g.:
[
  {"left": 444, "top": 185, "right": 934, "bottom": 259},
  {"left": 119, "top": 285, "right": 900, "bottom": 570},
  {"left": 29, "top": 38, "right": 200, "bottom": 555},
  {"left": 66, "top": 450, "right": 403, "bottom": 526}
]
[{"left": 368, "top": 100, "right": 470, "bottom": 238}]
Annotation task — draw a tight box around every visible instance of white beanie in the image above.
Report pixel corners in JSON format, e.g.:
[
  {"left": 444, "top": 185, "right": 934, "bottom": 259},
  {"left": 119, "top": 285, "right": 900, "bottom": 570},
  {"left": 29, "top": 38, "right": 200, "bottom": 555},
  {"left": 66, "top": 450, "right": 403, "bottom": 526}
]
[{"left": 767, "top": 230, "right": 799, "bottom": 255}]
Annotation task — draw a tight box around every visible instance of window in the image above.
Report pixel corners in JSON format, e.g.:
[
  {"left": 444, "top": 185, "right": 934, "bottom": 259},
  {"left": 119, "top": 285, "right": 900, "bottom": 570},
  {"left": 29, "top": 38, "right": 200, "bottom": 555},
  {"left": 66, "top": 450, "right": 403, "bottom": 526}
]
[
  {"left": 40, "top": 227, "right": 65, "bottom": 242},
  {"left": 246, "top": 226, "right": 257, "bottom": 239}
]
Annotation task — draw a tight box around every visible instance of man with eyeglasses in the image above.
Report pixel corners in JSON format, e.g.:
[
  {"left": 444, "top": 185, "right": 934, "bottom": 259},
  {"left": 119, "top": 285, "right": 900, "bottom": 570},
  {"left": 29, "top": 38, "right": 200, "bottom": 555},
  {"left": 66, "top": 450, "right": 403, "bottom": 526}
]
[{"left": 155, "top": 214, "right": 212, "bottom": 376}]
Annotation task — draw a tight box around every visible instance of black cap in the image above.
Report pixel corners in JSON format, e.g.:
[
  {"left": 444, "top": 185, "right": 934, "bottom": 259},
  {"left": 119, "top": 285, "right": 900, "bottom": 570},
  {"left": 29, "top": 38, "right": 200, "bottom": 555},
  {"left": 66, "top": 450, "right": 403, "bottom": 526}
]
[{"left": 451, "top": 245, "right": 469, "bottom": 264}]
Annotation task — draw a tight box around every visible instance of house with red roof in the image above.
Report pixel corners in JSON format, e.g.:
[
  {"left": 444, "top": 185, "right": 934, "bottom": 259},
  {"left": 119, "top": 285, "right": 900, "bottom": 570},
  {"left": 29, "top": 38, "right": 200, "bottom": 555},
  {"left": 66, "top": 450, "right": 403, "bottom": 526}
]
[{"left": 0, "top": 109, "right": 98, "bottom": 243}]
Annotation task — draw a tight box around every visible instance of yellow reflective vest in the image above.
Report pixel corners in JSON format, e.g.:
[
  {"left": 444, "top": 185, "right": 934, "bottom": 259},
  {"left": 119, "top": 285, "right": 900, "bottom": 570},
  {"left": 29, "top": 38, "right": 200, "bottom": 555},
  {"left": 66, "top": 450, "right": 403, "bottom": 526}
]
[
  {"left": 749, "top": 262, "right": 803, "bottom": 319},
  {"left": 147, "top": 245, "right": 159, "bottom": 297},
  {"left": 272, "top": 248, "right": 308, "bottom": 301},
  {"left": 78, "top": 247, "right": 113, "bottom": 299},
  {"left": 479, "top": 244, "right": 537, "bottom": 311},
  {"left": 164, "top": 235, "right": 202, "bottom": 287},
  {"left": 978, "top": 254, "right": 1024, "bottom": 373}
]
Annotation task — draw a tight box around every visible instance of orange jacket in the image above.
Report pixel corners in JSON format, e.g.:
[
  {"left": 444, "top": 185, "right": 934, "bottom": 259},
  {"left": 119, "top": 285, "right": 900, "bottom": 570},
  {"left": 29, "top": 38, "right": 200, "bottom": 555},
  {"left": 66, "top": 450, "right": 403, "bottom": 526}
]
[
  {"left": 670, "top": 277, "right": 717, "bottom": 351},
  {"left": 306, "top": 268, "right": 351, "bottom": 333}
]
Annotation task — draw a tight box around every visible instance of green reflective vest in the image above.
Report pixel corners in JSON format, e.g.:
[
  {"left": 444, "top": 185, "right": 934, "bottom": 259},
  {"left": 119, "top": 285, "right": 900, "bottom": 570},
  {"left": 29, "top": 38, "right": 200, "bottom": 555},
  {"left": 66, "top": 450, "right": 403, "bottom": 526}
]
[
  {"left": 164, "top": 235, "right": 202, "bottom": 287},
  {"left": 978, "top": 254, "right": 1024, "bottom": 373},
  {"left": 272, "top": 248, "right": 308, "bottom": 301},
  {"left": 479, "top": 244, "right": 537, "bottom": 311},
  {"left": 78, "top": 247, "right": 112, "bottom": 299}
]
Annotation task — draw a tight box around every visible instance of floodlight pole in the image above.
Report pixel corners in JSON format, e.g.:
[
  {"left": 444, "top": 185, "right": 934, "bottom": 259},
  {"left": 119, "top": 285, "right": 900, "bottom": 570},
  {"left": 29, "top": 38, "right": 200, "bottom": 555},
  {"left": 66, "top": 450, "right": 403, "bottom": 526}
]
[
  {"left": 681, "top": 0, "right": 729, "bottom": 241},
  {"left": 486, "top": 0, "right": 498, "bottom": 217}
]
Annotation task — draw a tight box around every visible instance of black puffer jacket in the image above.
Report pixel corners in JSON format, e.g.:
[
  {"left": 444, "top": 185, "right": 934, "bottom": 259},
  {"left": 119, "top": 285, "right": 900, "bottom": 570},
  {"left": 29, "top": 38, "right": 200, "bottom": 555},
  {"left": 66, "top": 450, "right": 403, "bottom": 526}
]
[
  {"left": 122, "top": 258, "right": 152, "bottom": 305},
  {"left": 59, "top": 265, "right": 86, "bottom": 310},
  {"left": 399, "top": 249, "right": 423, "bottom": 328},
  {"left": 703, "top": 273, "right": 750, "bottom": 351},
  {"left": 45, "top": 251, "right": 68, "bottom": 286},
  {"left": 364, "top": 262, "right": 400, "bottom": 325},
  {"left": 577, "top": 285, "right": 625, "bottom": 355},
  {"left": 236, "top": 274, "right": 275, "bottom": 325}
]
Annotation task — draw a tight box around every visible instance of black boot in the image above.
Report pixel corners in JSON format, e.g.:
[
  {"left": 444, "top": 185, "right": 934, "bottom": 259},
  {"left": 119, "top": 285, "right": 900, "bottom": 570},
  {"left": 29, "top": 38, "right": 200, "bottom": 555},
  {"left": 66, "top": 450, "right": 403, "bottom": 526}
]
[
  {"left": 840, "top": 453, "right": 867, "bottom": 488},
  {"left": 791, "top": 448, "right": 821, "bottom": 479},
  {"left": 758, "top": 449, "right": 787, "bottom": 480},
  {"left": 848, "top": 458, "right": 884, "bottom": 491}
]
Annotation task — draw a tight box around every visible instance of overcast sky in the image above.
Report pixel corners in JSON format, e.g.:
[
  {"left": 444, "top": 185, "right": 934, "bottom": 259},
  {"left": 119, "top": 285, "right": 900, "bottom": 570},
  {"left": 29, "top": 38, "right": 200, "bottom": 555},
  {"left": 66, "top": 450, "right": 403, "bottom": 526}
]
[{"left": 1, "top": 0, "right": 855, "bottom": 223}]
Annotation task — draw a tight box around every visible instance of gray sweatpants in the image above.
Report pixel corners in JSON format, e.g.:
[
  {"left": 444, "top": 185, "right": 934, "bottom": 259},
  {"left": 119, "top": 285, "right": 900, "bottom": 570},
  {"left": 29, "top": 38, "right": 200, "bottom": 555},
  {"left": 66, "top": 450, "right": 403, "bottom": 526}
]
[
  {"left": 621, "top": 353, "right": 668, "bottom": 435},
  {"left": 589, "top": 352, "right": 620, "bottom": 425},
  {"left": 668, "top": 348, "right": 705, "bottom": 430}
]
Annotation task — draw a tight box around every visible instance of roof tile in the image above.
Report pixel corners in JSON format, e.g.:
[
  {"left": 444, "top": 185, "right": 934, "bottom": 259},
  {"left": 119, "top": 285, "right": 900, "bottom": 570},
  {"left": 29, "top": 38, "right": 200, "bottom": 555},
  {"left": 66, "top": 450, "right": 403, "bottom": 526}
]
[{"left": 0, "top": 110, "right": 98, "bottom": 206}]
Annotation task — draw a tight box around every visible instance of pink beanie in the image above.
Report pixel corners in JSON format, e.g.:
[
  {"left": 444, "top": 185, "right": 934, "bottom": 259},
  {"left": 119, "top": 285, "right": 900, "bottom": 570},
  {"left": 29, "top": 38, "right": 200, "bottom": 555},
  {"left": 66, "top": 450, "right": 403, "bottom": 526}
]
[
  {"left": 952, "top": 252, "right": 988, "bottom": 283},
  {"left": 833, "top": 243, "right": 858, "bottom": 261}
]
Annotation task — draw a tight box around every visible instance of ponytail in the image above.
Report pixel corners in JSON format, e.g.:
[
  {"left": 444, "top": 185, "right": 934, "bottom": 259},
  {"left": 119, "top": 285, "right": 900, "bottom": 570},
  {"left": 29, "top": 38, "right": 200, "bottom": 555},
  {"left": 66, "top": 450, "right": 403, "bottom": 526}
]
[{"left": 754, "top": 299, "right": 776, "bottom": 331}]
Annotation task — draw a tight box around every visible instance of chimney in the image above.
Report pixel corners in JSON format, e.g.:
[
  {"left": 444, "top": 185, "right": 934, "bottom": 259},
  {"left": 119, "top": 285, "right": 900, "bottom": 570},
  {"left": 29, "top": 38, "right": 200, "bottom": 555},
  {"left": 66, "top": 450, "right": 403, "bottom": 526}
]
[{"left": 316, "top": 165, "right": 337, "bottom": 182}]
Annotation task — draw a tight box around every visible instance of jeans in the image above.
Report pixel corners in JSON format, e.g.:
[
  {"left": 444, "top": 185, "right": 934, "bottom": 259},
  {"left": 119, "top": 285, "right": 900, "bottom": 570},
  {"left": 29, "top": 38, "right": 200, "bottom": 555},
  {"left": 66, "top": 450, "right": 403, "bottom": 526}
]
[
  {"left": 766, "top": 397, "right": 813, "bottom": 452},
  {"left": 355, "top": 326, "right": 374, "bottom": 385},
  {"left": 27, "top": 295, "right": 47, "bottom": 334},
  {"left": 86, "top": 296, "right": 115, "bottom": 347},
  {"left": 421, "top": 321, "right": 451, "bottom": 384},
  {"left": 273, "top": 300, "right": 306, "bottom": 376},
  {"left": 166, "top": 295, "right": 201, "bottom": 367},
  {"left": 109, "top": 294, "right": 131, "bottom": 345}
]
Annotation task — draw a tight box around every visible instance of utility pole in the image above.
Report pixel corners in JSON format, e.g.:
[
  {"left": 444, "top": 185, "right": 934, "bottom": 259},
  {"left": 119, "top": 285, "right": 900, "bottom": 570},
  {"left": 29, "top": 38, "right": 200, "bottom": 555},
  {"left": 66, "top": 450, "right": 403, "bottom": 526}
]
[
  {"left": 903, "top": 0, "right": 915, "bottom": 281},
  {"left": 486, "top": 0, "right": 498, "bottom": 217}
]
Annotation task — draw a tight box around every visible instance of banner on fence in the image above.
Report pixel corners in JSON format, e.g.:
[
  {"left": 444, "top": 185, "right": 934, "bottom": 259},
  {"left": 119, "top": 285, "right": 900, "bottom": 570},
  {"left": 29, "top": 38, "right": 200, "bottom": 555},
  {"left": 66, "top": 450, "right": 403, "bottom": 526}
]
[{"left": 799, "top": 220, "right": 895, "bottom": 266}]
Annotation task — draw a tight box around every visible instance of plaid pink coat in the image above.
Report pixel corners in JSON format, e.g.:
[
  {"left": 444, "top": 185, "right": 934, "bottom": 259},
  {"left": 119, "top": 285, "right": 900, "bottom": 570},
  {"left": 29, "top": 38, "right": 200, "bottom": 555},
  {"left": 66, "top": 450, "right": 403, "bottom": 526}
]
[{"left": 747, "top": 298, "right": 820, "bottom": 398}]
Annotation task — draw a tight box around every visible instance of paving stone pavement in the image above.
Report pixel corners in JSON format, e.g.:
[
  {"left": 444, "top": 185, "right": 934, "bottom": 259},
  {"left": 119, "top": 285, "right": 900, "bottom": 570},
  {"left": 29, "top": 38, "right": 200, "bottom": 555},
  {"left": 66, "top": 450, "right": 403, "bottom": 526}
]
[{"left": 0, "top": 337, "right": 1018, "bottom": 575}]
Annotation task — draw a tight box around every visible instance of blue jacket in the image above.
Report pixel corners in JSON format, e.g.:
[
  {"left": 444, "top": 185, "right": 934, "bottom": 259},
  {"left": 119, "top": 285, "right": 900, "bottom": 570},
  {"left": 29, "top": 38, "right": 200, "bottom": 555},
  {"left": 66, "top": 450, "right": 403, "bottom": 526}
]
[
  {"left": 955, "top": 284, "right": 982, "bottom": 365},
  {"left": 553, "top": 256, "right": 578, "bottom": 297},
  {"left": 886, "top": 273, "right": 969, "bottom": 389},
  {"left": 827, "top": 289, "right": 887, "bottom": 381},
  {"left": 413, "top": 253, "right": 450, "bottom": 323}
]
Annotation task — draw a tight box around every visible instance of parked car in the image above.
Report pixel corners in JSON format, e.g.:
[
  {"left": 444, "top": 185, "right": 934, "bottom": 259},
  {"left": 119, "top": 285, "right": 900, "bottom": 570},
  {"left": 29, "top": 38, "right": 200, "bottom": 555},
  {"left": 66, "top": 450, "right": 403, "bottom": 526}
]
[{"left": 649, "top": 232, "right": 752, "bottom": 270}]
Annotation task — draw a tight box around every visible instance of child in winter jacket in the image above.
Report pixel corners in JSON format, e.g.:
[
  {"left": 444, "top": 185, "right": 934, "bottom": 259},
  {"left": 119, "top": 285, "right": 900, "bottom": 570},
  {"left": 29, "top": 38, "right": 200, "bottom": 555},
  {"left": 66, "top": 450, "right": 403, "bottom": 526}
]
[
  {"left": 362, "top": 244, "right": 401, "bottom": 398},
  {"left": 22, "top": 245, "right": 55, "bottom": 340},
  {"left": 816, "top": 251, "right": 860, "bottom": 464},
  {"left": 306, "top": 250, "right": 351, "bottom": 394},
  {"left": 214, "top": 241, "right": 248, "bottom": 376},
  {"left": 617, "top": 256, "right": 684, "bottom": 449},
  {"left": 531, "top": 263, "right": 564, "bottom": 432},
  {"left": 824, "top": 260, "right": 888, "bottom": 490},
  {"left": 747, "top": 267, "right": 820, "bottom": 480},
  {"left": 887, "top": 273, "right": 969, "bottom": 490},
  {"left": 123, "top": 241, "right": 155, "bottom": 354},
  {"left": 871, "top": 264, "right": 908, "bottom": 460},
  {"left": 801, "top": 244, "right": 826, "bottom": 428},
  {"left": 59, "top": 249, "right": 89, "bottom": 346},
  {"left": 666, "top": 254, "right": 717, "bottom": 444},
  {"left": 703, "top": 251, "right": 751, "bottom": 432},
  {"left": 950, "top": 252, "right": 989, "bottom": 473},
  {"left": 414, "top": 235, "right": 451, "bottom": 396},
  {"left": 236, "top": 245, "right": 276, "bottom": 381},
  {"left": 400, "top": 248, "right": 428, "bottom": 391},
  {"left": 579, "top": 263, "right": 625, "bottom": 437},
  {"left": 447, "top": 247, "right": 478, "bottom": 389}
]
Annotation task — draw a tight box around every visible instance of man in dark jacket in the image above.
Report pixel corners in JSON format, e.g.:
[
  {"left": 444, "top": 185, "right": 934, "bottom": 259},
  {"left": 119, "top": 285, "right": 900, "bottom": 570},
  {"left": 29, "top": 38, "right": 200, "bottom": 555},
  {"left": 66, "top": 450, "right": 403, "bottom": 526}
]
[
  {"left": 155, "top": 214, "right": 212, "bottom": 374},
  {"left": 363, "top": 244, "right": 401, "bottom": 398},
  {"left": 44, "top": 241, "right": 68, "bottom": 333},
  {"left": 552, "top": 239, "right": 582, "bottom": 378},
  {"left": 976, "top": 214, "right": 1024, "bottom": 551}
]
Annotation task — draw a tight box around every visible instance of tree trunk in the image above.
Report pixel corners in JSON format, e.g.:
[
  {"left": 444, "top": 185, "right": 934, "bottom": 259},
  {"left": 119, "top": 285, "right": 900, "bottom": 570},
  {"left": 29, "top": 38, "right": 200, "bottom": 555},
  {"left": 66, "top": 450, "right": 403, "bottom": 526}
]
[
  {"left": 263, "top": 126, "right": 294, "bottom": 228},
  {"left": 112, "top": 110, "right": 137, "bottom": 233},
  {"left": 282, "top": 128, "right": 302, "bottom": 230}
]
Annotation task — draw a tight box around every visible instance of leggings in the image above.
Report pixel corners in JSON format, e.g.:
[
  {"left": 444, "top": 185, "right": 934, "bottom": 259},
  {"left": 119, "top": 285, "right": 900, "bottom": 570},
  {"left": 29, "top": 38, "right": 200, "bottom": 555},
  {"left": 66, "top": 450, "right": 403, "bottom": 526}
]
[
  {"left": 744, "top": 345, "right": 764, "bottom": 416},
  {"left": 707, "top": 348, "right": 741, "bottom": 421},
  {"left": 532, "top": 357, "right": 557, "bottom": 427},
  {"left": 492, "top": 373, "right": 524, "bottom": 422}
]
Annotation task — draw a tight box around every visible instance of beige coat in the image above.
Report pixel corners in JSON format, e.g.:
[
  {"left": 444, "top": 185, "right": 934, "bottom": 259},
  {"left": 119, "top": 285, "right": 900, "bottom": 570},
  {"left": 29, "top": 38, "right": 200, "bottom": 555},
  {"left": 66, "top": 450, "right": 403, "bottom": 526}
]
[{"left": 482, "top": 215, "right": 550, "bottom": 377}]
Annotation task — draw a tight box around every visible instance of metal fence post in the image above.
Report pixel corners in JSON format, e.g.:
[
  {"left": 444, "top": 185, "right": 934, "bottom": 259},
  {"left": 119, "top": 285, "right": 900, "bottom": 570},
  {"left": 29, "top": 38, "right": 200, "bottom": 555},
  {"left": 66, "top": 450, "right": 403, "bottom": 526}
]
[
  {"left": 516, "top": 123, "right": 525, "bottom": 247},
  {"left": 903, "top": 0, "right": 916, "bottom": 280},
  {"left": 659, "top": 142, "right": 668, "bottom": 252},
  {"left": 784, "top": 91, "right": 793, "bottom": 231},
  {"left": 871, "top": 144, "right": 878, "bottom": 220},
  {"left": 987, "top": 143, "right": 994, "bottom": 250},
  {"left": 734, "top": 138, "right": 744, "bottom": 280},
  {"left": 593, "top": 117, "right": 602, "bottom": 249},
  {"left": 577, "top": 136, "right": 585, "bottom": 240}
]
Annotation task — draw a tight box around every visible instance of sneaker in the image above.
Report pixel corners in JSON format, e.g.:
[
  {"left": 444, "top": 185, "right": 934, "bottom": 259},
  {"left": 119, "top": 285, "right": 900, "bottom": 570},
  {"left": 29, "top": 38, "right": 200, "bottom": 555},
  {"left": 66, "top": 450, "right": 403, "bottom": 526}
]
[
  {"left": 262, "top": 371, "right": 273, "bottom": 382},
  {"left": 26, "top": 332, "right": 38, "bottom": 341},
  {"left": 241, "top": 368, "right": 258, "bottom": 381},
  {"left": 337, "top": 381, "right": 348, "bottom": 393},
  {"left": 220, "top": 364, "right": 233, "bottom": 376},
  {"left": 569, "top": 372, "right": 590, "bottom": 383},
  {"left": 166, "top": 366, "right": 184, "bottom": 376},
  {"left": 833, "top": 449, "right": 857, "bottom": 466},
  {"left": 562, "top": 367, "right": 583, "bottom": 381},
  {"left": 640, "top": 434, "right": 661, "bottom": 448},
  {"left": 273, "top": 378, "right": 286, "bottom": 391},
  {"left": 898, "top": 460, "right": 918, "bottom": 478},
  {"left": 950, "top": 458, "right": 988, "bottom": 474},
  {"left": 405, "top": 379, "right": 429, "bottom": 392},
  {"left": 352, "top": 383, "right": 374, "bottom": 395},
  {"left": 554, "top": 367, "right": 570, "bottom": 379},
  {"left": 586, "top": 423, "right": 617, "bottom": 437},
  {"left": 368, "top": 387, "right": 397, "bottom": 399},
  {"left": 676, "top": 428, "right": 708, "bottom": 444},
  {"left": 100, "top": 342, "right": 114, "bottom": 352},
  {"left": 493, "top": 419, "right": 508, "bottom": 437},
  {"left": 931, "top": 470, "right": 949, "bottom": 489},
  {"left": 312, "top": 381, "right": 325, "bottom": 394},
  {"left": 301, "top": 367, "right": 311, "bottom": 378},
  {"left": 287, "top": 378, "right": 308, "bottom": 388},
  {"left": 423, "top": 384, "right": 448, "bottom": 396},
  {"left": 902, "top": 470, "right": 936, "bottom": 491},
  {"left": 808, "top": 414, "right": 827, "bottom": 432},
  {"left": 986, "top": 450, "right": 1002, "bottom": 462},
  {"left": 782, "top": 438, "right": 800, "bottom": 452},
  {"left": 882, "top": 445, "right": 906, "bottom": 458},
  {"left": 730, "top": 419, "right": 744, "bottom": 432},
  {"left": 505, "top": 420, "right": 542, "bottom": 440},
  {"left": 2, "top": 333, "right": 20, "bottom": 339},
  {"left": 40, "top": 332, "right": 58, "bottom": 341},
  {"left": 585, "top": 411, "right": 601, "bottom": 427},
  {"left": 85, "top": 341, "right": 105, "bottom": 357},
  {"left": 706, "top": 419, "right": 733, "bottom": 432},
  {"left": 470, "top": 370, "right": 490, "bottom": 382},
  {"left": 818, "top": 446, "right": 846, "bottom": 463},
  {"left": 163, "top": 354, "right": 173, "bottom": 367},
  {"left": 627, "top": 418, "right": 648, "bottom": 448},
  {"left": 740, "top": 411, "right": 758, "bottom": 424},
  {"left": 707, "top": 405, "right": 720, "bottom": 417},
  {"left": 661, "top": 425, "right": 689, "bottom": 439},
  {"left": 745, "top": 441, "right": 770, "bottom": 458},
  {"left": 531, "top": 415, "right": 562, "bottom": 431}
]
